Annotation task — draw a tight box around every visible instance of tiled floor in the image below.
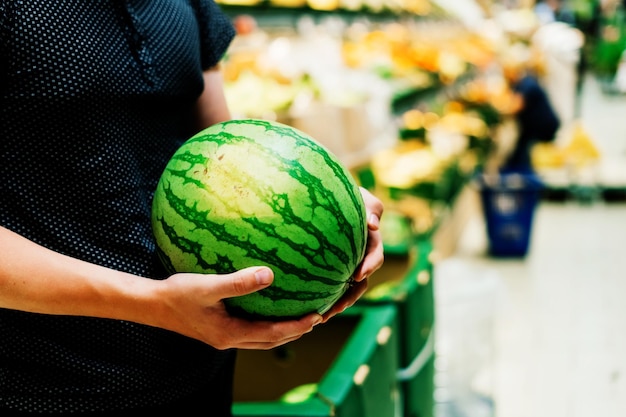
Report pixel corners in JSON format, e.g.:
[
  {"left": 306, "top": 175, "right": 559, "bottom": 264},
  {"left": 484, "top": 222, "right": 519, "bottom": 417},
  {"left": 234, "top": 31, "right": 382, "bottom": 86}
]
[{"left": 434, "top": 74, "right": 626, "bottom": 417}]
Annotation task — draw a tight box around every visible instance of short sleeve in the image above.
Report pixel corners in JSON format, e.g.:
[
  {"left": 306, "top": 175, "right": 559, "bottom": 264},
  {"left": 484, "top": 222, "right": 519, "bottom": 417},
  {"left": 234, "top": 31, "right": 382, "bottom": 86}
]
[{"left": 193, "top": 0, "right": 235, "bottom": 69}]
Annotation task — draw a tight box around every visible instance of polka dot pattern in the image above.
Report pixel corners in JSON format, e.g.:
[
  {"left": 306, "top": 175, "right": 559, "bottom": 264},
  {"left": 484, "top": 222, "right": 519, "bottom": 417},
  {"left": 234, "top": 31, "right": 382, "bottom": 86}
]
[{"left": 0, "top": 0, "right": 235, "bottom": 413}]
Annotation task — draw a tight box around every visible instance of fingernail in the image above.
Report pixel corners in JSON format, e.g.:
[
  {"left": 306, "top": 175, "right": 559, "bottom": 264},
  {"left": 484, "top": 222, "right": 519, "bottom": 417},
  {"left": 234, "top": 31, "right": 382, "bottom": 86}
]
[
  {"left": 255, "top": 268, "right": 272, "bottom": 286},
  {"left": 368, "top": 213, "right": 380, "bottom": 229}
]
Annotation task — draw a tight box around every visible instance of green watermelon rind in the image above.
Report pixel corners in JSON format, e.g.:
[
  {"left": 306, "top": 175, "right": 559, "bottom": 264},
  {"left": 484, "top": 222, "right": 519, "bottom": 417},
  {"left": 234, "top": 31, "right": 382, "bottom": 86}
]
[{"left": 152, "top": 119, "right": 367, "bottom": 319}]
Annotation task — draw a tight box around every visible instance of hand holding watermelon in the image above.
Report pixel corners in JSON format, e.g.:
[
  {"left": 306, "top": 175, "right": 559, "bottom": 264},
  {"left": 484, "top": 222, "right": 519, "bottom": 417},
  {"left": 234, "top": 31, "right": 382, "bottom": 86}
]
[
  {"left": 0, "top": 225, "right": 323, "bottom": 351},
  {"left": 150, "top": 266, "right": 323, "bottom": 350},
  {"left": 151, "top": 186, "right": 383, "bottom": 344}
]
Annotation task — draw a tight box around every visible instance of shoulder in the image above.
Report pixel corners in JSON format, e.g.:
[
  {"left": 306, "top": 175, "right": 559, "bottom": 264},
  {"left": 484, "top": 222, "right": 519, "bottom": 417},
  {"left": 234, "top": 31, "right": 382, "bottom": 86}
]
[
  {"left": 191, "top": 0, "right": 235, "bottom": 69},
  {"left": 191, "top": 0, "right": 233, "bottom": 27}
]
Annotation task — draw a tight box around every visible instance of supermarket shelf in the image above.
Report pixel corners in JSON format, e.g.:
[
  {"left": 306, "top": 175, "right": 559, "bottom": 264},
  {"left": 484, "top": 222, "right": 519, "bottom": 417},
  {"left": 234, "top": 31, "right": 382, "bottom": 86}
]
[{"left": 218, "top": 2, "right": 449, "bottom": 27}]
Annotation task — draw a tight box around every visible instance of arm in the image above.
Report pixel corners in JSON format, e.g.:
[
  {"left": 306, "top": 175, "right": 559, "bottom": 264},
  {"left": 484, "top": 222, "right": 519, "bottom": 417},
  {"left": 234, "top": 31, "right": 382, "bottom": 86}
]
[
  {"left": 0, "top": 226, "right": 322, "bottom": 349},
  {"left": 194, "top": 64, "right": 232, "bottom": 129}
]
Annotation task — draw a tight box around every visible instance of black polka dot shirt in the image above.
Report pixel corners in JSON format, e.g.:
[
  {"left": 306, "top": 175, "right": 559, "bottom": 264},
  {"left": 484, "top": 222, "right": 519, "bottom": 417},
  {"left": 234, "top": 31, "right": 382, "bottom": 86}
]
[{"left": 0, "top": 0, "right": 235, "bottom": 413}]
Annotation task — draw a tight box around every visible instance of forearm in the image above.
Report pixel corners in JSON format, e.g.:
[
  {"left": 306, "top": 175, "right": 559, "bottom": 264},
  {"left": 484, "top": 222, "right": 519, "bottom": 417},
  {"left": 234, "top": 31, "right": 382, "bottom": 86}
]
[
  {"left": 0, "top": 226, "right": 322, "bottom": 349},
  {"left": 0, "top": 226, "right": 159, "bottom": 323}
]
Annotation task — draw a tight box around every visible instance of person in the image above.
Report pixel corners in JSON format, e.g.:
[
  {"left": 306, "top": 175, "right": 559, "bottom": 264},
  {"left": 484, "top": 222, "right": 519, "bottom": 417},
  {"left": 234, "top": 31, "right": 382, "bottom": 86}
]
[
  {"left": 0, "top": 2, "right": 384, "bottom": 416},
  {"left": 500, "top": 53, "right": 561, "bottom": 173}
]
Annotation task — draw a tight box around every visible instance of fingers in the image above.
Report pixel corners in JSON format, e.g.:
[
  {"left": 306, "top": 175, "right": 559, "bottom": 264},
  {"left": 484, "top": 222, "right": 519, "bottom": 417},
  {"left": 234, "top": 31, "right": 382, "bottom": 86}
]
[
  {"left": 360, "top": 187, "right": 384, "bottom": 230},
  {"left": 353, "top": 223, "right": 384, "bottom": 282},
  {"left": 218, "top": 313, "right": 324, "bottom": 350},
  {"left": 368, "top": 212, "right": 381, "bottom": 231},
  {"left": 354, "top": 187, "right": 385, "bottom": 283},
  {"left": 355, "top": 228, "right": 384, "bottom": 282},
  {"left": 321, "top": 279, "right": 368, "bottom": 323},
  {"left": 211, "top": 266, "right": 274, "bottom": 299}
]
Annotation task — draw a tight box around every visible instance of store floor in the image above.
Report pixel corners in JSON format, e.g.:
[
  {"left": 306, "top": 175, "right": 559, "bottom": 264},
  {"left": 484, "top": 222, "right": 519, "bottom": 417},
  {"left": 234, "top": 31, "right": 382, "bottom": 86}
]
[{"left": 433, "top": 74, "right": 626, "bottom": 417}]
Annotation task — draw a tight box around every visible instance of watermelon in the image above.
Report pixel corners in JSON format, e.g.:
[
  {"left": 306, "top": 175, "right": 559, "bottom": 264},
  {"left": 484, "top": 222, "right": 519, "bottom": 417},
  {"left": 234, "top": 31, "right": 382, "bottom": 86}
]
[{"left": 151, "top": 119, "right": 368, "bottom": 319}]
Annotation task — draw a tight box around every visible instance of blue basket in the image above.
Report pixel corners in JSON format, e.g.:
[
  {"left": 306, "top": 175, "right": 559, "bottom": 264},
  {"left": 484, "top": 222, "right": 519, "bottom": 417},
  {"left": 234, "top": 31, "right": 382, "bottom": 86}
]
[{"left": 478, "top": 173, "right": 543, "bottom": 257}]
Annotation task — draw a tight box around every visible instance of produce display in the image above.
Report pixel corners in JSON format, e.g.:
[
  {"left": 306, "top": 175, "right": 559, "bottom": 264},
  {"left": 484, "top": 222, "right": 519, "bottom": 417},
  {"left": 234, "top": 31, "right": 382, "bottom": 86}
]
[
  {"left": 196, "top": 2, "right": 619, "bottom": 416},
  {"left": 217, "top": 0, "right": 436, "bottom": 14},
  {"left": 151, "top": 119, "right": 367, "bottom": 319},
  {"left": 206, "top": 4, "right": 589, "bottom": 417},
  {"left": 221, "top": 9, "right": 526, "bottom": 250},
  {"left": 531, "top": 120, "right": 601, "bottom": 172}
]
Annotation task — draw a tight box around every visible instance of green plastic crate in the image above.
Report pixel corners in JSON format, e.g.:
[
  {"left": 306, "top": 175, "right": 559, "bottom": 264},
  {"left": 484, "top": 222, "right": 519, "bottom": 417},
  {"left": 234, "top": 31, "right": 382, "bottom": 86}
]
[
  {"left": 232, "top": 304, "right": 399, "bottom": 417},
  {"left": 361, "top": 240, "right": 436, "bottom": 417}
]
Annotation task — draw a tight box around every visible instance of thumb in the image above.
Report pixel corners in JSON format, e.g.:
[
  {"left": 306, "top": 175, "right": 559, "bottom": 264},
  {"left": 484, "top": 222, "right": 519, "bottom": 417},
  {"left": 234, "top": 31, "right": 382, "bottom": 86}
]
[{"left": 219, "top": 266, "right": 274, "bottom": 298}]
